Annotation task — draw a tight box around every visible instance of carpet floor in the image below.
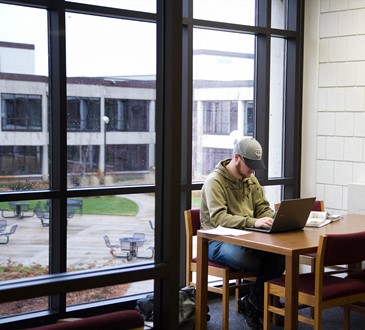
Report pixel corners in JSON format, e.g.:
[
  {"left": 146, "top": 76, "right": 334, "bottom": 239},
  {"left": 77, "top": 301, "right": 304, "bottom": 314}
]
[{"left": 206, "top": 295, "right": 365, "bottom": 329}]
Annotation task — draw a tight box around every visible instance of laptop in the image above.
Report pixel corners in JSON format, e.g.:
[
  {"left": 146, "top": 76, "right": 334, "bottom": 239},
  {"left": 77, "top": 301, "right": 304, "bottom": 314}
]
[{"left": 245, "top": 197, "right": 316, "bottom": 233}]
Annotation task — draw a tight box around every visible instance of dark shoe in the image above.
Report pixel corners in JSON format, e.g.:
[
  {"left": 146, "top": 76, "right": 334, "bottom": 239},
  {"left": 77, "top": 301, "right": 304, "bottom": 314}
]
[{"left": 237, "top": 296, "right": 263, "bottom": 330}]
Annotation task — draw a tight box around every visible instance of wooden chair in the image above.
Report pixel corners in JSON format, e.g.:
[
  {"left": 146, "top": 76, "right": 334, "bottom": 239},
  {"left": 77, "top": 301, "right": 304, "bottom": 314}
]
[
  {"left": 343, "top": 269, "right": 365, "bottom": 329},
  {"left": 184, "top": 209, "right": 257, "bottom": 330},
  {"left": 264, "top": 231, "right": 365, "bottom": 330},
  {"left": 298, "top": 200, "right": 325, "bottom": 271},
  {"left": 274, "top": 199, "right": 347, "bottom": 273}
]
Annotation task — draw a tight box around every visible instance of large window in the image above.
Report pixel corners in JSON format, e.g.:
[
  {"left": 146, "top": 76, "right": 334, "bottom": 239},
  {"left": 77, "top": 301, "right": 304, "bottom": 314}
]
[
  {"left": 1, "top": 93, "right": 42, "bottom": 131},
  {"left": 67, "top": 97, "right": 100, "bottom": 132},
  {"left": 203, "top": 100, "right": 237, "bottom": 134},
  {"left": 0, "top": 146, "right": 42, "bottom": 175},
  {"left": 67, "top": 145, "right": 99, "bottom": 174},
  {"left": 105, "top": 99, "right": 149, "bottom": 132},
  {"left": 0, "top": 0, "right": 304, "bottom": 328},
  {"left": 107, "top": 144, "right": 149, "bottom": 172}
]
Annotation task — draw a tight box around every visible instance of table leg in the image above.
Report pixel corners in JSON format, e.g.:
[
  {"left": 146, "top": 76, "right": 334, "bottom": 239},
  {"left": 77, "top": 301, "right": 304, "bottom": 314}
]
[
  {"left": 284, "top": 253, "right": 300, "bottom": 330},
  {"left": 15, "top": 205, "right": 22, "bottom": 218},
  {"left": 195, "top": 235, "right": 208, "bottom": 330},
  {"left": 130, "top": 243, "right": 137, "bottom": 258}
]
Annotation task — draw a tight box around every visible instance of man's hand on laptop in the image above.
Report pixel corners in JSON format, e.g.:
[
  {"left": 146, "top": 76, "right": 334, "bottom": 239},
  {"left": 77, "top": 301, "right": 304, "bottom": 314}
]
[{"left": 255, "top": 217, "right": 274, "bottom": 229}]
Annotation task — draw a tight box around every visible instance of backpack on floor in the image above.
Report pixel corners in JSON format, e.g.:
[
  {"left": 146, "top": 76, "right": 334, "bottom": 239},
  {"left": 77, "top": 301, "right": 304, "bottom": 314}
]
[{"left": 135, "top": 285, "right": 209, "bottom": 328}]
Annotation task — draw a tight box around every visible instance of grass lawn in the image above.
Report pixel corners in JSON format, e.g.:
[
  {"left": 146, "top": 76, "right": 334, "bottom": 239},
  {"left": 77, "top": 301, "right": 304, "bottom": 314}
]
[{"left": 0, "top": 197, "right": 138, "bottom": 216}]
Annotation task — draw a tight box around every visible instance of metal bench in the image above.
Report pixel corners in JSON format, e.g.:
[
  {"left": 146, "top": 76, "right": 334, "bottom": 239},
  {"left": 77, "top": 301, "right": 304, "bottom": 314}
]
[{"left": 0, "top": 224, "right": 18, "bottom": 244}]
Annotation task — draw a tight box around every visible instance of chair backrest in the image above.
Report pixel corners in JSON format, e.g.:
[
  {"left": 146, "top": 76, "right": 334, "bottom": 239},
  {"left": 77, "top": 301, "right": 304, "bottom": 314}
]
[
  {"left": 149, "top": 220, "right": 155, "bottom": 230},
  {"left": 34, "top": 200, "right": 42, "bottom": 211},
  {"left": 104, "top": 235, "right": 112, "bottom": 248},
  {"left": 274, "top": 199, "right": 324, "bottom": 212},
  {"left": 317, "top": 231, "right": 365, "bottom": 268},
  {"left": 0, "top": 220, "right": 6, "bottom": 231},
  {"left": 184, "top": 210, "right": 200, "bottom": 259},
  {"left": 35, "top": 209, "right": 45, "bottom": 218},
  {"left": 312, "top": 200, "right": 325, "bottom": 211},
  {"left": 9, "top": 224, "right": 17, "bottom": 235},
  {"left": 184, "top": 209, "right": 200, "bottom": 286},
  {"left": 187, "top": 209, "right": 201, "bottom": 236}
]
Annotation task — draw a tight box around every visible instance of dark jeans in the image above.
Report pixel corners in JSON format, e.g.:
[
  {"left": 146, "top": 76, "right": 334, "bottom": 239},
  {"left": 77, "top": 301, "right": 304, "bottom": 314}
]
[{"left": 208, "top": 240, "right": 285, "bottom": 311}]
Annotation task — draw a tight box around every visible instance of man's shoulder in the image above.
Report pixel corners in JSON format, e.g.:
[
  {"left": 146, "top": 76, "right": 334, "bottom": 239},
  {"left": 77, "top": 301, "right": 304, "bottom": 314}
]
[{"left": 247, "top": 174, "right": 261, "bottom": 185}]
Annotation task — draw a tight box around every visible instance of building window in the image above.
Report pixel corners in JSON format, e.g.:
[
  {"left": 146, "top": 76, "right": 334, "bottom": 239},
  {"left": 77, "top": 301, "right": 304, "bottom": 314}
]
[
  {"left": 67, "top": 145, "right": 99, "bottom": 174},
  {"left": 202, "top": 147, "right": 231, "bottom": 175},
  {"left": 245, "top": 101, "right": 254, "bottom": 136},
  {"left": 1, "top": 93, "right": 42, "bottom": 131},
  {"left": 67, "top": 97, "right": 100, "bottom": 132},
  {"left": 0, "top": 146, "right": 42, "bottom": 175},
  {"left": 107, "top": 144, "right": 148, "bottom": 172},
  {"left": 203, "top": 100, "right": 237, "bottom": 134},
  {"left": 105, "top": 99, "right": 149, "bottom": 131}
]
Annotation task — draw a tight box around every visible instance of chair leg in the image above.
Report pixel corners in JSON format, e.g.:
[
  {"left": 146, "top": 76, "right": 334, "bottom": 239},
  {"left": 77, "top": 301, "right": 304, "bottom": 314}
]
[
  {"left": 343, "top": 305, "right": 351, "bottom": 330},
  {"left": 222, "top": 278, "right": 230, "bottom": 330},
  {"left": 263, "top": 282, "right": 271, "bottom": 330},
  {"left": 313, "top": 306, "right": 323, "bottom": 330},
  {"left": 309, "top": 258, "right": 316, "bottom": 318},
  {"left": 235, "top": 279, "right": 240, "bottom": 312}
]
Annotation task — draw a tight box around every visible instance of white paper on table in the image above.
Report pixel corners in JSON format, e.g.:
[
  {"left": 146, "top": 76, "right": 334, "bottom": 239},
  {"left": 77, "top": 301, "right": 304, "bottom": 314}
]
[{"left": 199, "top": 225, "right": 252, "bottom": 236}]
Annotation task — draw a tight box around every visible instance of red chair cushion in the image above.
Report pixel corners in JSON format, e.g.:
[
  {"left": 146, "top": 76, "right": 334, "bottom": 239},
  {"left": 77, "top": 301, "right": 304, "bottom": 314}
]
[
  {"left": 192, "top": 257, "right": 231, "bottom": 270},
  {"left": 26, "top": 310, "right": 144, "bottom": 330},
  {"left": 270, "top": 273, "right": 365, "bottom": 301}
]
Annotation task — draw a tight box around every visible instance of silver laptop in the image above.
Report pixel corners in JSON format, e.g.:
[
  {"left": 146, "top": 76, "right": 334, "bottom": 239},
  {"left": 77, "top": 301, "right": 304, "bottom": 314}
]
[{"left": 245, "top": 197, "right": 316, "bottom": 233}]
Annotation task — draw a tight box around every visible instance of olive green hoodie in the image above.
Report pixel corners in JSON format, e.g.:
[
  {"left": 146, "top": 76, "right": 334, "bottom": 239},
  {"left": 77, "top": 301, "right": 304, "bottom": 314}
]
[{"left": 200, "top": 159, "right": 274, "bottom": 230}]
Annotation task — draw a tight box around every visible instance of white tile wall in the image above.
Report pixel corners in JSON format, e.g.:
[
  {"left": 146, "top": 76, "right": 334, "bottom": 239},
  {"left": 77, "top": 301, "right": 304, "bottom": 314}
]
[
  {"left": 305, "top": 0, "right": 365, "bottom": 214},
  {"left": 327, "top": 87, "right": 345, "bottom": 111},
  {"left": 334, "top": 161, "right": 353, "bottom": 186},
  {"left": 326, "top": 136, "right": 344, "bottom": 159},
  {"left": 354, "top": 113, "right": 365, "bottom": 136},
  {"left": 338, "top": 10, "right": 357, "bottom": 36},
  {"left": 335, "top": 113, "right": 353, "bottom": 136},
  {"left": 345, "top": 87, "right": 365, "bottom": 111}
]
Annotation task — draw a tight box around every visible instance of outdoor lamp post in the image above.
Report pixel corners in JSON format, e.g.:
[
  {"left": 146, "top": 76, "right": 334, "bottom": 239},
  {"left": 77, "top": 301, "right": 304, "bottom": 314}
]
[{"left": 102, "top": 116, "right": 109, "bottom": 179}]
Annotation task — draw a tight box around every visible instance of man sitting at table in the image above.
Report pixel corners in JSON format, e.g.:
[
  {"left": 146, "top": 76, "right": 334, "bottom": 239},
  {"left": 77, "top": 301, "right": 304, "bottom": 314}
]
[{"left": 200, "top": 137, "right": 285, "bottom": 330}]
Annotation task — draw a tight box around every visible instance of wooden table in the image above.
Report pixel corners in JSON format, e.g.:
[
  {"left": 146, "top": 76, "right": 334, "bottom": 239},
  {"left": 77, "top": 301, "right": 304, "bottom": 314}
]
[{"left": 195, "top": 214, "right": 365, "bottom": 330}]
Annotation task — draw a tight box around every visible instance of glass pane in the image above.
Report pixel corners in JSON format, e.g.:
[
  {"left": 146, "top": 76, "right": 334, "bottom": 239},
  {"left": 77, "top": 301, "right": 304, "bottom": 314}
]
[
  {"left": 0, "top": 199, "right": 49, "bottom": 317},
  {"left": 0, "top": 4, "right": 49, "bottom": 191},
  {"left": 194, "top": 0, "right": 255, "bottom": 26},
  {"left": 66, "top": 194, "right": 155, "bottom": 272},
  {"left": 70, "top": 0, "right": 156, "bottom": 13},
  {"left": 271, "top": 0, "right": 287, "bottom": 30},
  {"left": 66, "top": 280, "right": 153, "bottom": 307},
  {"left": 192, "top": 28, "right": 255, "bottom": 182},
  {"left": 263, "top": 185, "right": 282, "bottom": 209},
  {"left": 0, "top": 296, "right": 48, "bottom": 317},
  {"left": 66, "top": 13, "right": 156, "bottom": 187},
  {"left": 192, "top": 190, "right": 201, "bottom": 209},
  {"left": 269, "top": 37, "right": 285, "bottom": 178}
]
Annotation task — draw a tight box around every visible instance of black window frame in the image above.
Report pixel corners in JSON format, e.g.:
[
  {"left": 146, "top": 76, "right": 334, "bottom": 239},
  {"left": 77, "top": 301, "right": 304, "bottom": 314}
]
[
  {"left": 0, "top": 1, "right": 305, "bottom": 329},
  {"left": 1, "top": 93, "right": 42, "bottom": 131},
  {"left": 105, "top": 98, "right": 149, "bottom": 132},
  {"left": 67, "top": 96, "right": 101, "bottom": 132}
]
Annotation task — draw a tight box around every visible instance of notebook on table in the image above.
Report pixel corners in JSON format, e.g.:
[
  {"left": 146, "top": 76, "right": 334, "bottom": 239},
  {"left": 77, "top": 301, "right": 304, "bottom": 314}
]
[{"left": 245, "top": 197, "right": 316, "bottom": 233}]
